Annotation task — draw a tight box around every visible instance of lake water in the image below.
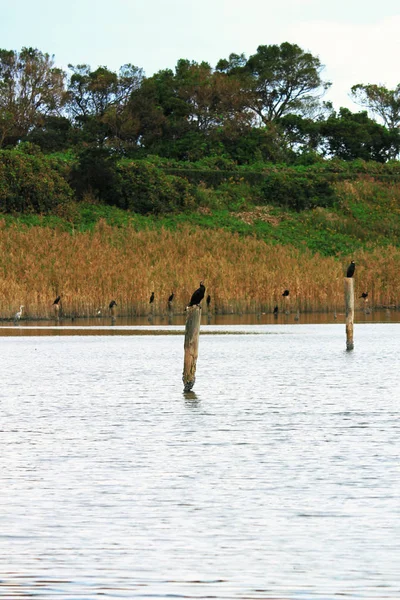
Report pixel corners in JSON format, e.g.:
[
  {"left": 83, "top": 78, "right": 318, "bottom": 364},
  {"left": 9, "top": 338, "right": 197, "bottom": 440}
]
[{"left": 0, "top": 319, "right": 399, "bottom": 599}]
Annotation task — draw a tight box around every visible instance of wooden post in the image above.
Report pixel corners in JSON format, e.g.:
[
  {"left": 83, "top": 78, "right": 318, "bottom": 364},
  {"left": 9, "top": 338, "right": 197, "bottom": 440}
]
[
  {"left": 54, "top": 304, "right": 60, "bottom": 320},
  {"left": 344, "top": 277, "right": 354, "bottom": 351},
  {"left": 182, "top": 305, "right": 201, "bottom": 392}
]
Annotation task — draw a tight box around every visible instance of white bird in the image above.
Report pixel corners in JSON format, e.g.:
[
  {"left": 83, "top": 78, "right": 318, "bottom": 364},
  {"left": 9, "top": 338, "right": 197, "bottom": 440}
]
[{"left": 14, "top": 305, "right": 24, "bottom": 324}]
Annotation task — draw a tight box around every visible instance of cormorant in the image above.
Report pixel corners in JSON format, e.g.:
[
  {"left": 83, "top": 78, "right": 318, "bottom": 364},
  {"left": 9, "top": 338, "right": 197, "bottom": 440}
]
[
  {"left": 168, "top": 293, "right": 174, "bottom": 303},
  {"left": 149, "top": 292, "right": 155, "bottom": 304},
  {"left": 109, "top": 300, "right": 117, "bottom": 309},
  {"left": 53, "top": 296, "right": 61, "bottom": 305},
  {"left": 189, "top": 281, "right": 206, "bottom": 306},
  {"left": 282, "top": 289, "right": 290, "bottom": 297},
  {"left": 346, "top": 261, "right": 356, "bottom": 278},
  {"left": 273, "top": 305, "right": 279, "bottom": 315},
  {"left": 206, "top": 294, "right": 211, "bottom": 307},
  {"left": 360, "top": 292, "right": 368, "bottom": 299}
]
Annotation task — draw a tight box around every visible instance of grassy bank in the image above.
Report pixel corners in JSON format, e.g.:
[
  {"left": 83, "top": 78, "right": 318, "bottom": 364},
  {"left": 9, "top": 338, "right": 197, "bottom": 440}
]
[{"left": 1, "top": 154, "right": 399, "bottom": 318}]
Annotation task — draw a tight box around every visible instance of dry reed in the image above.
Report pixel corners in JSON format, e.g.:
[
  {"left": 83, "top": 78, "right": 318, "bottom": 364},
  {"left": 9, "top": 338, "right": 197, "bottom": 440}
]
[{"left": 0, "top": 219, "right": 399, "bottom": 319}]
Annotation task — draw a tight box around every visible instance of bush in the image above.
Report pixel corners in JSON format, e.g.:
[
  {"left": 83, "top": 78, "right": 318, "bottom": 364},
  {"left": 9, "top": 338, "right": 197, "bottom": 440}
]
[
  {"left": 0, "top": 145, "right": 74, "bottom": 214},
  {"left": 117, "top": 161, "right": 196, "bottom": 214},
  {"left": 261, "top": 170, "right": 335, "bottom": 211}
]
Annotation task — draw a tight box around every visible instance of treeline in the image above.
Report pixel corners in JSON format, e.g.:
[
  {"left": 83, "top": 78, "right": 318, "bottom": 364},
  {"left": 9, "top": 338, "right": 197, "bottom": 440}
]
[{"left": 1, "top": 44, "right": 400, "bottom": 164}]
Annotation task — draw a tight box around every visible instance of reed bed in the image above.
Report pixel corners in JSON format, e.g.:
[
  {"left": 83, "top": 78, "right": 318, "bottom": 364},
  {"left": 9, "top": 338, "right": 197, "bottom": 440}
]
[{"left": 0, "top": 219, "right": 399, "bottom": 319}]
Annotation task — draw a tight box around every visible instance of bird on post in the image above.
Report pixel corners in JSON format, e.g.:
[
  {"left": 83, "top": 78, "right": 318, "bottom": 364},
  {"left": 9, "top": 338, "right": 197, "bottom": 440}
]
[
  {"left": 346, "top": 261, "right": 356, "bottom": 278},
  {"left": 189, "top": 281, "right": 206, "bottom": 307},
  {"left": 14, "top": 305, "right": 24, "bottom": 324},
  {"left": 149, "top": 292, "right": 155, "bottom": 304},
  {"left": 360, "top": 292, "right": 368, "bottom": 299},
  {"left": 282, "top": 289, "right": 290, "bottom": 297}
]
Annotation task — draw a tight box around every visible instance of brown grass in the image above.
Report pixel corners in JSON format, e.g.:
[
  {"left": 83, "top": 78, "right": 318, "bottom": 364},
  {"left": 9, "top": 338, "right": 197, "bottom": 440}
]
[{"left": 0, "top": 219, "right": 399, "bottom": 319}]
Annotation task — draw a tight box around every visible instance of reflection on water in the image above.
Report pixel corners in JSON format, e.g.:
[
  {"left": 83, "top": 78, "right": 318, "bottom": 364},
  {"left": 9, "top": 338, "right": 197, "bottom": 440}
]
[
  {"left": 0, "top": 308, "right": 399, "bottom": 337},
  {"left": 0, "top": 324, "right": 399, "bottom": 599}
]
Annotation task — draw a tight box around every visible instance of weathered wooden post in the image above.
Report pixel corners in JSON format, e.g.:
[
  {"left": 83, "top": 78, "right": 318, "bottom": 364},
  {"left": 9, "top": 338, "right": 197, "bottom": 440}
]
[
  {"left": 182, "top": 305, "right": 201, "bottom": 392},
  {"left": 344, "top": 277, "right": 354, "bottom": 350},
  {"left": 54, "top": 303, "right": 60, "bottom": 320}
]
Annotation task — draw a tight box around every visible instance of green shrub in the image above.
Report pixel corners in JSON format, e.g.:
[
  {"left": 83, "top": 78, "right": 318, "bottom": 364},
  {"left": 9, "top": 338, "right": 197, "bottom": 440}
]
[
  {"left": 117, "top": 161, "right": 196, "bottom": 214},
  {"left": 261, "top": 171, "right": 335, "bottom": 211},
  {"left": 0, "top": 146, "right": 73, "bottom": 213}
]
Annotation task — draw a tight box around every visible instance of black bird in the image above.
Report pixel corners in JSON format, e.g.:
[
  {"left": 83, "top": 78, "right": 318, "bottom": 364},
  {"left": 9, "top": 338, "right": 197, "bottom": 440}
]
[
  {"left": 149, "top": 292, "right": 155, "bottom": 304},
  {"left": 360, "top": 292, "right": 368, "bottom": 299},
  {"left": 189, "top": 281, "right": 206, "bottom": 306},
  {"left": 282, "top": 289, "right": 290, "bottom": 297},
  {"left": 168, "top": 293, "right": 174, "bottom": 303},
  {"left": 53, "top": 295, "right": 61, "bottom": 305},
  {"left": 273, "top": 305, "right": 279, "bottom": 315},
  {"left": 109, "top": 300, "right": 117, "bottom": 309},
  {"left": 206, "top": 294, "right": 211, "bottom": 307},
  {"left": 346, "top": 261, "right": 356, "bottom": 278}
]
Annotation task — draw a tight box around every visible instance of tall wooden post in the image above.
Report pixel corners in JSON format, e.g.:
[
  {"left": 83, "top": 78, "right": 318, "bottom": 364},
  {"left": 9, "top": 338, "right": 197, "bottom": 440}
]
[
  {"left": 182, "top": 305, "right": 201, "bottom": 392},
  {"left": 344, "top": 277, "right": 354, "bottom": 351}
]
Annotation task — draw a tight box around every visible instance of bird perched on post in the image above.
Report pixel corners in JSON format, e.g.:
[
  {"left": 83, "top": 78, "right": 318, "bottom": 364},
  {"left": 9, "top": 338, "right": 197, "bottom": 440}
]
[
  {"left": 14, "top": 305, "right": 24, "bottom": 324},
  {"left": 282, "top": 289, "right": 290, "bottom": 297},
  {"left": 149, "top": 292, "right": 155, "bottom": 304},
  {"left": 189, "top": 281, "right": 206, "bottom": 307},
  {"left": 346, "top": 261, "right": 356, "bottom": 278},
  {"left": 359, "top": 292, "right": 368, "bottom": 299}
]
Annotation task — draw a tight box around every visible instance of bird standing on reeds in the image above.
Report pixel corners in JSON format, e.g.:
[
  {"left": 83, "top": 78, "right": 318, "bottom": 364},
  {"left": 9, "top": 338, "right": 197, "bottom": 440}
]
[
  {"left": 346, "top": 261, "right": 356, "bottom": 277},
  {"left": 14, "top": 305, "right": 24, "bottom": 324},
  {"left": 189, "top": 281, "right": 206, "bottom": 307}
]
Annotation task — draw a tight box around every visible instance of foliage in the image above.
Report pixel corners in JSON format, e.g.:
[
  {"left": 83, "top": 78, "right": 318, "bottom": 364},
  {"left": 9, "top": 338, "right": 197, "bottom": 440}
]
[
  {"left": 0, "top": 145, "right": 73, "bottom": 213},
  {"left": 351, "top": 83, "right": 400, "bottom": 130},
  {"left": 0, "top": 47, "right": 66, "bottom": 147},
  {"left": 217, "top": 43, "right": 331, "bottom": 123},
  {"left": 319, "top": 108, "right": 400, "bottom": 162}
]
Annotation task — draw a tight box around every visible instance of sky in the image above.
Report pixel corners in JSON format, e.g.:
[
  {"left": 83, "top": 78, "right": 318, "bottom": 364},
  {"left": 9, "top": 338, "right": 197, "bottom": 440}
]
[{"left": 1, "top": 0, "right": 400, "bottom": 112}]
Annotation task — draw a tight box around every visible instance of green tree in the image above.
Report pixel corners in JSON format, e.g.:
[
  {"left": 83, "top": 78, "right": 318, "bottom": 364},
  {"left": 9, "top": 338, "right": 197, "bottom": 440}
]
[
  {"left": 319, "top": 108, "right": 400, "bottom": 162},
  {"left": 350, "top": 83, "right": 400, "bottom": 130},
  {"left": 0, "top": 47, "right": 66, "bottom": 147},
  {"left": 66, "top": 63, "right": 143, "bottom": 146},
  {"left": 217, "top": 43, "right": 331, "bottom": 124}
]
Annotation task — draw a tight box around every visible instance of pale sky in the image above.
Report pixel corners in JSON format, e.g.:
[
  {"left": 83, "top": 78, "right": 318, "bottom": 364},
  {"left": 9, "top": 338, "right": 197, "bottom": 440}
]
[{"left": 1, "top": 0, "right": 399, "bottom": 112}]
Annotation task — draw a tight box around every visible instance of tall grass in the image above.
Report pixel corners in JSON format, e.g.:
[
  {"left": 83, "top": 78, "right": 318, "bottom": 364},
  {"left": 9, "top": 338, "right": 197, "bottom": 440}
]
[{"left": 0, "top": 219, "right": 399, "bottom": 319}]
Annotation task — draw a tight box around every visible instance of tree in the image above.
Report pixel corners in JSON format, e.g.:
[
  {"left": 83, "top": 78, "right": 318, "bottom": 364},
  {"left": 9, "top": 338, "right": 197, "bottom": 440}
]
[
  {"left": 0, "top": 47, "right": 66, "bottom": 147},
  {"left": 319, "top": 108, "right": 400, "bottom": 162},
  {"left": 65, "top": 63, "right": 143, "bottom": 146},
  {"left": 217, "top": 43, "right": 331, "bottom": 125},
  {"left": 350, "top": 83, "right": 400, "bottom": 130}
]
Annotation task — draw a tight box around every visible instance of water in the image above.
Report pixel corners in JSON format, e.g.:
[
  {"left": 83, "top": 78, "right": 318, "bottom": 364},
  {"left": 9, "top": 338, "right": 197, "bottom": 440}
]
[{"left": 0, "top": 322, "right": 399, "bottom": 599}]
